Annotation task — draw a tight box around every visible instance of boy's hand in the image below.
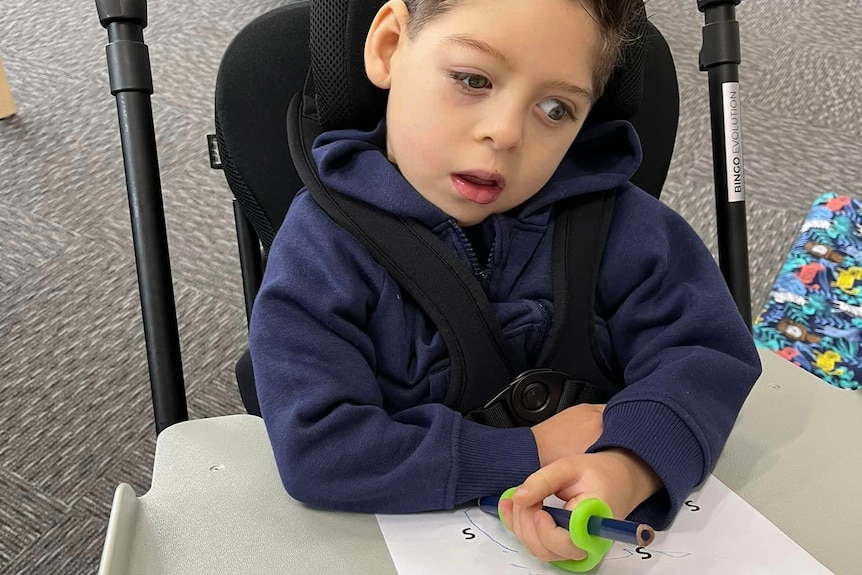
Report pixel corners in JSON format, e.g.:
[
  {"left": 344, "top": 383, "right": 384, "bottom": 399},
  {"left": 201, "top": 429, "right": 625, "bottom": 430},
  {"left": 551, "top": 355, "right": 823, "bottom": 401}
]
[
  {"left": 531, "top": 403, "right": 605, "bottom": 467},
  {"left": 497, "top": 449, "right": 662, "bottom": 563}
]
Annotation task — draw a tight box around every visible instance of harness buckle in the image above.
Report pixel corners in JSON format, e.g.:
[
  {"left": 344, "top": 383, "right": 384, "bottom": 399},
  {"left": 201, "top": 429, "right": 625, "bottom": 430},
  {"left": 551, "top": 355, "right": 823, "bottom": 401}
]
[{"left": 479, "top": 368, "right": 569, "bottom": 426}]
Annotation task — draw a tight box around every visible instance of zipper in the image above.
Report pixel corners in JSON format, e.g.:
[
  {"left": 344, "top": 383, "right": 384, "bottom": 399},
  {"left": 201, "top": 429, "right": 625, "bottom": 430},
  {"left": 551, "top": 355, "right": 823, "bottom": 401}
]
[{"left": 453, "top": 221, "right": 495, "bottom": 288}]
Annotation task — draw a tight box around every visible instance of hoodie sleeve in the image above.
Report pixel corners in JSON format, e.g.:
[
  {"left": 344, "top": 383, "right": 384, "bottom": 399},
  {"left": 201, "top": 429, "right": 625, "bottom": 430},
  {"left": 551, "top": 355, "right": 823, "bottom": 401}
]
[
  {"left": 249, "top": 193, "right": 539, "bottom": 513},
  {"left": 587, "top": 185, "right": 762, "bottom": 529}
]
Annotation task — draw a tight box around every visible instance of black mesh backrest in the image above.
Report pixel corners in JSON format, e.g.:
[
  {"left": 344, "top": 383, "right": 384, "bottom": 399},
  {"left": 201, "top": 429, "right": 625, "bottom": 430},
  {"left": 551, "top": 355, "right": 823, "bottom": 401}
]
[
  {"left": 590, "top": 5, "right": 648, "bottom": 122},
  {"left": 215, "top": 3, "right": 311, "bottom": 250},
  {"left": 215, "top": 0, "right": 678, "bottom": 253},
  {"left": 628, "top": 23, "right": 680, "bottom": 198},
  {"left": 311, "top": 0, "right": 388, "bottom": 131}
]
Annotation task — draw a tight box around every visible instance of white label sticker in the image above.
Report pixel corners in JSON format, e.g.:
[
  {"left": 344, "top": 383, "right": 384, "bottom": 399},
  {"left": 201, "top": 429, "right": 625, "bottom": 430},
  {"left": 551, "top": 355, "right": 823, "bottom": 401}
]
[{"left": 723, "top": 82, "right": 745, "bottom": 203}]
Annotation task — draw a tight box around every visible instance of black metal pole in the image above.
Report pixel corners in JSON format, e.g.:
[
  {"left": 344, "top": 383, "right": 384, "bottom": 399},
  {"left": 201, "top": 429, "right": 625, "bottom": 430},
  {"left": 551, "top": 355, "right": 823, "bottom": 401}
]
[
  {"left": 698, "top": 0, "right": 753, "bottom": 328},
  {"left": 96, "top": 0, "right": 188, "bottom": 434},
  {"left": 233, "top": 200, "right": 264, "bottom": 328}
]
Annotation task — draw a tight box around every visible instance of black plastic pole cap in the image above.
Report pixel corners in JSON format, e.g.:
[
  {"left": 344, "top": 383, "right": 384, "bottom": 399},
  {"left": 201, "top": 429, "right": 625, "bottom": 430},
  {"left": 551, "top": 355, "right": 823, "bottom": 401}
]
[
  {"left": 96, "top": 0, "right": 147, "bottom": 28},
  {"left": 697, "top": 0, "right": 741, "bottom": 10}
]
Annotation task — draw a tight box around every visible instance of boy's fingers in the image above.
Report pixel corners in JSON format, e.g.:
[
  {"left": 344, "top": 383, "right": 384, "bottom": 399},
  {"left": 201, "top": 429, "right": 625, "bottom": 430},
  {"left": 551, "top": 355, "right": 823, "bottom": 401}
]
[
  {"left": 498, "top": 497, "right": 513, "bottom": 530},
  {"left": 516, "top": 508, "right": 568, "bottom": 563},
  {"left": 513, "top": 457, "right": 585, "bottom": 505},
  {"left": 563, "top": 492, "right": 591, "bottom": 511},
  {"left": 531, "top": 509, "right": 587, "bottom": 561}
]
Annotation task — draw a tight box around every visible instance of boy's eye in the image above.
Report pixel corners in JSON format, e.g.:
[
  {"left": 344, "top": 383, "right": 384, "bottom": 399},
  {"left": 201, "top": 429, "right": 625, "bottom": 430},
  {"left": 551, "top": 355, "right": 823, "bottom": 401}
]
[
  {"left": 450, "top": 72, "right": 491, "bottom": 90},
  {"left": 539, "top": 99, "right": 573, "bottom": 122}
]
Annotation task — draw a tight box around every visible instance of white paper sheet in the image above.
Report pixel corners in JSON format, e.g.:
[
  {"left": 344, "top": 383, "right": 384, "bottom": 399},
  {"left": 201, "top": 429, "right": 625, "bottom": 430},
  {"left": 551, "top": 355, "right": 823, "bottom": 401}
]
[{"left": 376, "top": 475, "right": 834, "bottom": 574}]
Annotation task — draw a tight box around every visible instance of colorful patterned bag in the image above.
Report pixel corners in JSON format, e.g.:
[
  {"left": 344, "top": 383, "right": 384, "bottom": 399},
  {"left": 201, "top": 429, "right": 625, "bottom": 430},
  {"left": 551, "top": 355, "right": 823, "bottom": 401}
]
[{"left": 753, "top": 192, "right": 862, "bottom": 390}]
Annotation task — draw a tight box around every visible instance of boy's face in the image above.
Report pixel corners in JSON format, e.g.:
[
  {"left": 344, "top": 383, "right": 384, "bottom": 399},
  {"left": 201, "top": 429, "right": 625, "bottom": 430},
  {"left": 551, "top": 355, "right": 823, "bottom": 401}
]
[{"left": 368, "top": 0, "right": 601, "bottom": 226}]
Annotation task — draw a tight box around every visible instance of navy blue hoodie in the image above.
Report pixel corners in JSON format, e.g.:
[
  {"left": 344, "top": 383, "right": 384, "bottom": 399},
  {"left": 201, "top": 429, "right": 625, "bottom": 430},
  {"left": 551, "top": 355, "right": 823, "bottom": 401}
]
[{"left": 249, "top": 118, "right": 761, "bottom": 528}]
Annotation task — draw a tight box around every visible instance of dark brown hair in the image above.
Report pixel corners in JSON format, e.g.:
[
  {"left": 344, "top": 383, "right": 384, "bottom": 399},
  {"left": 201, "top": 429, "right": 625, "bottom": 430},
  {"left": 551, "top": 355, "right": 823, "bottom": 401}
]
[{"left": 402, "top": 0, "right": 643, "bottom": 99}]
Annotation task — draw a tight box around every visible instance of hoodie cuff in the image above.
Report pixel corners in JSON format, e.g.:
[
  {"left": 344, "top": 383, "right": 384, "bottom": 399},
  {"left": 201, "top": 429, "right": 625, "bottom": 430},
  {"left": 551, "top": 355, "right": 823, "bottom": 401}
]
[
  {"left": 588, "top": 400, "right": 705, "bottom": 529},
  {"left": 452, "top": 419, "right": 540, "bottom": 507}
]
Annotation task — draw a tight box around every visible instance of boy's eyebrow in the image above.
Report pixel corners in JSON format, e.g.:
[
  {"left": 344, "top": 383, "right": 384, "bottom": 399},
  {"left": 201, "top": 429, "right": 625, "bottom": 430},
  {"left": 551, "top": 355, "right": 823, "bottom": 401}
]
[
  {"left": 442, "top": 34, "right": 595, "bottom": 104},
  {"left": 444, "top": 35, "right": 514, "bottom": 70},
  {"left": 545, "top": 79, "right": 595, "bottom": 104}
]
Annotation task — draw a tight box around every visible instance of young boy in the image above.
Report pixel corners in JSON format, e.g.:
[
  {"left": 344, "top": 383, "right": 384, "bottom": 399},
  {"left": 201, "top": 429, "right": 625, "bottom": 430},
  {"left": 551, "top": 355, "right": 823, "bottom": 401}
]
[{"left": 249, "top": 0, "right": 762, "bottom": 563}]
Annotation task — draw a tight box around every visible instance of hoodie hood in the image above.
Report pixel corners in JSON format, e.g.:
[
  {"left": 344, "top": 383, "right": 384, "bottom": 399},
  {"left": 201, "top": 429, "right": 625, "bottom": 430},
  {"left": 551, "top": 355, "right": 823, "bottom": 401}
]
[{"left": 311, "top": 117, "right": 643, "bottom": 227}]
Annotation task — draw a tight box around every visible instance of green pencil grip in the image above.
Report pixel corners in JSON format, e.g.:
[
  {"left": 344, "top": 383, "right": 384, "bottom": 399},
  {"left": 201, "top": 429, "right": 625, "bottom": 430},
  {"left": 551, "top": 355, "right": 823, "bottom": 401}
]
[{"left": 498, "top": 487, "right": 613, "bottom": 573}]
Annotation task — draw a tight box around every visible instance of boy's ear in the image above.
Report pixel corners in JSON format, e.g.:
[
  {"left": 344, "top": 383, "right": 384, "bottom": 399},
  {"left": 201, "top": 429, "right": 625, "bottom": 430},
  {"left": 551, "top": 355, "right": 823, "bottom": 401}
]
[{"left": 364, "top": 0, "right": 410, "bottom": 89}]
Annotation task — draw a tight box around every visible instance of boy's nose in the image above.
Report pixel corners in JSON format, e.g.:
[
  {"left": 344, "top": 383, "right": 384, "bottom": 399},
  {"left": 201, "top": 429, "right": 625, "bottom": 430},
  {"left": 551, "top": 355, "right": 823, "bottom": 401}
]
[{"left": 475, "top": 104, "right": 525, "bottom": 151}]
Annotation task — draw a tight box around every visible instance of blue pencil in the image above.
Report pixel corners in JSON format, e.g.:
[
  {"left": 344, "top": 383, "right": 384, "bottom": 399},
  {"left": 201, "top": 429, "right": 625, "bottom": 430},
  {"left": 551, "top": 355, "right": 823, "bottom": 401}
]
[{"left": 478, "top": 496, "right": 655, "bottom": 547}]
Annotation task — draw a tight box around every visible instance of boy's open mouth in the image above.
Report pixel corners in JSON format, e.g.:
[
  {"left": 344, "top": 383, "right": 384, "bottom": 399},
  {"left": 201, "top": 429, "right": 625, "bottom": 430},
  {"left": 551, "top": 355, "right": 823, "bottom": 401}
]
[{"left": 452, "top": 173, "right": 504, "bottom": 205}]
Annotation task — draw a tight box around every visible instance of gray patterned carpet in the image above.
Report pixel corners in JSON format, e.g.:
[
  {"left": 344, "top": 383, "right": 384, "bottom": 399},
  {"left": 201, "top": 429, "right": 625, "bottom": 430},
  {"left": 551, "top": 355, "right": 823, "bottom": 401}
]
[{"left": 1, "top": 0, "right": 860, "bottom": 572}]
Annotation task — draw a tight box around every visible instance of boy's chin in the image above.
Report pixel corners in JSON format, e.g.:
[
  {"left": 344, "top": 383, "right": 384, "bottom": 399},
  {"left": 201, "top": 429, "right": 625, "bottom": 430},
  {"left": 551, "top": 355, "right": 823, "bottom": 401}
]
[
  {"left": 453, "top": 214, "right": 488, "bottom": 227},
  {"left": 443, "top": 203, "right": 483, "bottom": 227}
]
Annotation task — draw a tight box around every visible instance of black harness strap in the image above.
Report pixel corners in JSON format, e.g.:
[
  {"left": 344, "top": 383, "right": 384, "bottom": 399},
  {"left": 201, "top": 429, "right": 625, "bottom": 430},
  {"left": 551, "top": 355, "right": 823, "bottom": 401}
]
[{"left": 541, "top": 190, "right": 622, "bottom": 396}]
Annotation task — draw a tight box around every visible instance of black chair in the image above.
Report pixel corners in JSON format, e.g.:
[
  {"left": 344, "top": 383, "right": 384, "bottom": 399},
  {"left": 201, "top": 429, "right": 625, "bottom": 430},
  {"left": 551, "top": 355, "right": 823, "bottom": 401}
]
[
  {"left": 213, "top": 0, "right": 680, "bottom": 416},
  {"left": 92, "top": 1, "right": 752, "bottom": 568}
]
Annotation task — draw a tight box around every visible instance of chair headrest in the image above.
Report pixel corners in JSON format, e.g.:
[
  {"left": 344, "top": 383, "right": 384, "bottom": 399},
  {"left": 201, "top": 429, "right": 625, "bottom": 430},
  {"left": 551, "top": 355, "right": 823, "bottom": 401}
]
[{"left": 310, "top": 0, "right": 648, "bottom": 132}]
